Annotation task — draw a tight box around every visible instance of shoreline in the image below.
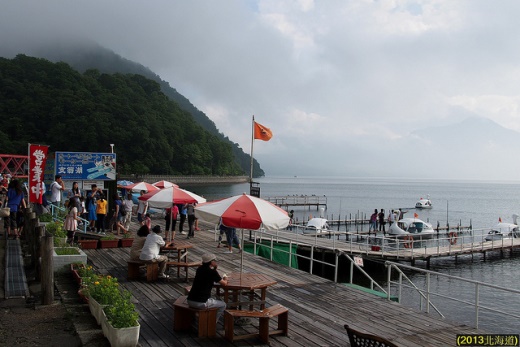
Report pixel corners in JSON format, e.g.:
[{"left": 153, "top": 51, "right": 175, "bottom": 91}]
[{"left": 118, "top": 174, "right": 249, "bottom": 185}]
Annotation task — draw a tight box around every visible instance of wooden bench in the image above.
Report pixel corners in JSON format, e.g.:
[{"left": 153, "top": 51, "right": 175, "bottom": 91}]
[
  {"left": 173, "top": 295, "right": 218, "bottom": 338},
  {"left": 127, "top": 260, "right": 159, "bottom": 282},
  {"left": 224, "top": 304, "right": 289, "bottom": 343},
  {"left": 166, "top": 261, "right": 201, "bottom": 282}
]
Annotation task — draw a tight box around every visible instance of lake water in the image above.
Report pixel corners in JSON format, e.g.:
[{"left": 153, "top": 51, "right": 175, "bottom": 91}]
[{"left": 184, "top": 176, "right": 520, "bottom": 333}]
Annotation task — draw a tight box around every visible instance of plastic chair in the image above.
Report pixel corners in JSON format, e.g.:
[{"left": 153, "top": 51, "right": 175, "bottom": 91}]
[{"left": 344, "top": 325, "right": 399, "bottom": 347}]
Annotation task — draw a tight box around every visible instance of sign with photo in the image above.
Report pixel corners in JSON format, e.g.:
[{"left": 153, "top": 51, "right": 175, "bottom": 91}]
[{"left": 55, "top": 152, "right": 116, "bottom": 181}]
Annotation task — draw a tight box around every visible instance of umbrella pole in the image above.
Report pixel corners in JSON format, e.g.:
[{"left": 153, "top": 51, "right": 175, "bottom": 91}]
[{"left": 240, "top": 228, "right": 244, "bottom": 274}]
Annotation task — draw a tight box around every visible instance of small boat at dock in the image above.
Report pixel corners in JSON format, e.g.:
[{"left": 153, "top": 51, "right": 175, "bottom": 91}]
[
  {"left": 303, "top": 218, "right": 330, "bottom": 234},
  {"left": 388, "top": 217, "right": 435, "bottom": 239},
  {"left": 485, "top": 214, "right": 520, "bottom": 241}
]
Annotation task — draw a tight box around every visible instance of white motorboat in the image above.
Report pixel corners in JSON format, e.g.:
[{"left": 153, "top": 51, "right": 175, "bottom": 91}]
[
  {"left": 303, "top": 218, "right": 330, "bottom": 234},
  {"left": 415, "top": 195, "right": 432, "bottom": 209},
  {"left": 388, "top": 217, "right": 435, "bottom": 239},
  {"left": 485, "top": 214, "right": 520, "bottom": 241}
]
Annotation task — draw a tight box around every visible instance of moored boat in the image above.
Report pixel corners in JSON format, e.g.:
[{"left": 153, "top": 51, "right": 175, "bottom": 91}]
[
  {"left": 303, "top": 218, "right": 330, "bottom": 234},
  {"left": 388, "top": 217, "right": 435, "bottom": 239},
  {"left": 485, "top": 214, "right": 520, "bottom": 241}
]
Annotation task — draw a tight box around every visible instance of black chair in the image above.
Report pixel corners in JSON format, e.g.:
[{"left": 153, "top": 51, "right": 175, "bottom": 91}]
[{"left": 344, "top": 324, "right": 399, "bottom": 347}]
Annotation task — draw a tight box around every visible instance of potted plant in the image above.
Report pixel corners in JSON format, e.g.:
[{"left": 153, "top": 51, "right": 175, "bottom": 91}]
[
  {"left": 53, "top": 247, "right": 87, "bottom": 272},
  {"left": 78, "top": 238, "right": 99, "bottom": 249},
  {"left": 119, "top": 232, "right": 134, "bottom": 248},
  {"left": 100, "top": 234, "right": 119, "bottom": 248},
  {"left": 84, "top": 275, "right": 116, "bottom": 325},
  {"left": 39, "top": 213, "right": 53, "bottom": 223},
  {"left": 103, "top": 290, "right": 140, "bottom": 347}
]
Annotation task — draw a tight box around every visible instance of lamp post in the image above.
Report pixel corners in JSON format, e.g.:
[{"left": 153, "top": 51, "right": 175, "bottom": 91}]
[{"left": 110, "top": 144, "right": 114, "bottom": 153}]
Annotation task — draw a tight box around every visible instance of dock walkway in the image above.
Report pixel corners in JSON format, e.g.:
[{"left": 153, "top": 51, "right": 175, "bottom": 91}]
[{"left": 83, "top": 225, "right": 483, "bottom": 346}]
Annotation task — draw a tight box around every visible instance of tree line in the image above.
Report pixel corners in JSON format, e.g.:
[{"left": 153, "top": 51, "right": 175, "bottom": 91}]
[{"left": 0, "top": 55, "right": 250, "bottom": 176}]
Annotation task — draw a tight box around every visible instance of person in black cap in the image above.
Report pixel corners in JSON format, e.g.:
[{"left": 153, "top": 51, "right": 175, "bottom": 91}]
[
  {"left": 139, "top": 225, "right": 169, "bottom": 279},
  {"left": 187, "top": 253, "right": 228, "bottom": 322}
]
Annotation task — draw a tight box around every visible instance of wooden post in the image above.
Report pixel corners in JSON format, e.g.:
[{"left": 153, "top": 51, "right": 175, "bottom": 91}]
[
  {"left": 35, "top": 225, "right": 45, "bottom": 280},
  {"left": 41, "top": 232, "right": 54, "bottom": 305}
]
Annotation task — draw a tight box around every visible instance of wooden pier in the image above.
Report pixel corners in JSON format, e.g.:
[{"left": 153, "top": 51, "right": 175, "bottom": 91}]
[
  {"left": 264, "top": 195, "right": 327, "bottom": 210},
  {"left": 79, "top": 220, "right": 485, "bottom": 346}
]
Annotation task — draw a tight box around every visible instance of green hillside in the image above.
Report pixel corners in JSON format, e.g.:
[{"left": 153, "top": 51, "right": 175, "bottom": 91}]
[
  {"left": 0, "top": 54, "right": 243, "bottom": 176},
  {"left": 25, "top": 41, "right": 264, "bottom": 177}
]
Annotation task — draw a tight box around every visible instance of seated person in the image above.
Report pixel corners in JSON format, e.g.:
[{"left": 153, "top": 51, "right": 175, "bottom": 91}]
[
  {"left": 187, "top": 253, "right": 228, "bottom": 323},
  {"left": 139, "top": 225, "right": 169, "bottom": 279},
  {"left": 130, "top": 225, "right": 150, "bottom": 260}
]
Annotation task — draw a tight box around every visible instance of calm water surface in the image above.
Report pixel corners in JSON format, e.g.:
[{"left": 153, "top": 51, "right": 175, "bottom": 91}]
[{"left": 185, "top": 176, "right": 520, "bottom": 333}]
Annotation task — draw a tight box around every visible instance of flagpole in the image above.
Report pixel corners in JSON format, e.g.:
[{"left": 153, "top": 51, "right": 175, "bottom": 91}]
[{"left": 250, "top": 115, "right": 255, "bottom": 183}]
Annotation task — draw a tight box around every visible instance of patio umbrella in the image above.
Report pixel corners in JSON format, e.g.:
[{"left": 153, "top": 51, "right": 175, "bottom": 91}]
[
  {"left": 123, "top": 181, "right": 160, "bottom": 193},
  {"left": 138, "top": 186, "right": 206, "bottom": 208},
  {"left": 195, "top": 193, "right": 290, "bottom": 272},
  {"left": 152, "top": 180, "right": 179, "bottom": 189},
  {"left": 195, "top": 193, "right": 289, "bottom": 231},
  {"left": 117, "top": 180, "right": 134, "bottom": 188},
  {"left": 139, "top": 186, "right": 206, "bottom": 242}
]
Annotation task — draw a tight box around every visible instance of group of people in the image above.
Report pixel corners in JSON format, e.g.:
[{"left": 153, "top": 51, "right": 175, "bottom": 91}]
[
  {"left": 128, "top": 222, "right": 228, "bottom": 320},
  {"left": 1, "top": 178, "right": 26, "bottom": 239},
  {"left": 369, "top": 208, "right": 404, "bottom": 234},
  {"left": 162, "top": 201, "right": 200, "bottom": 241}
]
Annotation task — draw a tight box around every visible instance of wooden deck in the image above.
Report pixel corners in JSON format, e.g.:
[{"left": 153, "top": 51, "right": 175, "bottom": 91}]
[{"left": 82, "top": 223, "right": 484, "bottom": 347}]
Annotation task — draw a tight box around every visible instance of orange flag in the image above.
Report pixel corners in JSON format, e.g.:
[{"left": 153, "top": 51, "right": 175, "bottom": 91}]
[
  {"left": 254, "top": 121, "right": 273, "bottom": 141},
  {"left": 414, "top": 213, "right": 419, "bottom": 218}
]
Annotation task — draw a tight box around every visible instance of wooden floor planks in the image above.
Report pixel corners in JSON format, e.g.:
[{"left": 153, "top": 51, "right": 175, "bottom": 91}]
[{"left": 82, "top": 223, "right": 485, "bottom": 347}]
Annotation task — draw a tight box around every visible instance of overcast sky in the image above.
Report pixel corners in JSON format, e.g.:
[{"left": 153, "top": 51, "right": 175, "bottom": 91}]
[{"left": 3, "top": 1, "right": 520, "bottom": 180}]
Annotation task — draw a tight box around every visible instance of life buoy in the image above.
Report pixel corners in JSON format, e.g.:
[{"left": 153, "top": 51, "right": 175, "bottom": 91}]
[
  {"left": 403, "top": 235, "right": 414, "bottom": 248},
  {"left": 449, "top": 231, "right": 458, "bottom": 245}
]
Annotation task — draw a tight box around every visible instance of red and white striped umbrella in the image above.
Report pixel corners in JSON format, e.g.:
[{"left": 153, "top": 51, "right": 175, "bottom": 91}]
[
  {"left": 138, "top": 186, "right": 206, "bottom": 208},
  {"left": 123, "top": 181, "right": 160, "bottom": 193},
  {"left": 152, "top": 180, "right": 179, "bottom": 189},
  {"left": 195, "top": 193, "right": 289, "bottom": 231}
]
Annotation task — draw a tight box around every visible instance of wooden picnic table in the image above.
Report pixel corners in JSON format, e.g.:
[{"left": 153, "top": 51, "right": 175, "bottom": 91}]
[
  {"left": 216, "top": 272, "right": 277, "bottom": 310},
  {"left": 161, "top": 240, "right": 199, "bottom": 281}
]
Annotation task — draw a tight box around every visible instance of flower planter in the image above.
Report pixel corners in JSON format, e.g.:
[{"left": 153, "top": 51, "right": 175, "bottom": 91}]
[
  {"left": 53, "top": 247, "right": 87, "bottom": 272},
  {"left": 71, "top": 266, "right": 82, "bottom": 286},
  {"left": 88, "top": 296, "right": 107, "bottom": 325},
  {"left": 100, "top": 239, "right": 119, "bottom": 248},
  {"left": 119, "top": 238, "right": 134, "bottom": 248},
  {"left": 102, "top": 319, "right": 140, "bottom": 347},
  {"left": 78, "top": 288, "right": 89, "bottom": 304},
  {"left": 78, "top": 239, "right": 99, "bottom": 249}
]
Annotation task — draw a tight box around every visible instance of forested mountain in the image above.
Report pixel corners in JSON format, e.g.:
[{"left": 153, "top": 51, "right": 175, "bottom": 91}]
[
  {"left": 0, "top": 54, "right": 244, "bottom": 176},
  {"left": 15, "top": 40, "right": 264, "bottom": 177}
]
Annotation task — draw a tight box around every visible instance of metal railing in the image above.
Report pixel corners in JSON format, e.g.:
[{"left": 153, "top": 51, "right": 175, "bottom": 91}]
[
  {"left": 215, "top": 226, "right": 520, "bottom": 331},
  {"left": 385, "top": 261, "right": 520, "bottom": 330},
  {"left": 49, "top": 204, "right": 89, "bottom": 233}
]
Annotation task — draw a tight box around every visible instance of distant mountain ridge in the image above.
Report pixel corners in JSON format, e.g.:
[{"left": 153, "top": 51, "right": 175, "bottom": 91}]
[{"left": 1, "top": 39, "right": 264, "bottom": 177}]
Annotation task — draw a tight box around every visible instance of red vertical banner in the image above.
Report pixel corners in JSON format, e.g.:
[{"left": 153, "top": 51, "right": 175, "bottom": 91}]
[{"left": 28, "top": 144, "right": 49, "bottom": 204}]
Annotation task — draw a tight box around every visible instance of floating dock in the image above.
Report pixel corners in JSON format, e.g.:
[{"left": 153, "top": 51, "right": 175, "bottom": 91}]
[{"left": 264, "top": 195, "right": 327, "bottom": 210}]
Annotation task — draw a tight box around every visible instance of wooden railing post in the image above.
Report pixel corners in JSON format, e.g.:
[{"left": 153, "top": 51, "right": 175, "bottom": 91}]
[
  {"left": 41, "top": 231, "right": 54, "bottom": 305},
  {"left": 35, "top": 225, "right": 45, "bottom": 280}
]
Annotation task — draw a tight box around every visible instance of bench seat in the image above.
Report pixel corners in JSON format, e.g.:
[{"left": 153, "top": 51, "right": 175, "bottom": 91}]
[
  {"left": 127, "top": 260, "right": 159, "bottom": 282},
  {"left": 173, "top": 295, "right": 218, "bottom": 338},
  {"left": 167, "top": 261, "right": 201, "bottom": 282},
  {"left": 224, "top": 304, "right": 289, "bottom": 343}
]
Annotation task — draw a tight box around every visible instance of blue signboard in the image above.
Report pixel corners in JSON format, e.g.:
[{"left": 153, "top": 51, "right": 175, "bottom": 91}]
[{"left": 55, "top": 152, "right": 116, "bottom": 181}]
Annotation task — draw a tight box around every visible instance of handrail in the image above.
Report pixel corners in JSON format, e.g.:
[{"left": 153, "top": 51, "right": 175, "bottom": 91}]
[
  {"left": 49, "top": 204, "right": 89, "bottom": 233},
  {"left": 385, "top": 261, "right": 520, "bottom": 329},
  {"left": 235, "top": 228, "right": 389, "bottom": 296}
]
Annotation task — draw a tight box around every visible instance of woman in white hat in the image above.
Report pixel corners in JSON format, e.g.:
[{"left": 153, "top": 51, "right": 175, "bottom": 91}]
[{"left": 187, "top": 253, "right": 228, "bottom": 322}]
